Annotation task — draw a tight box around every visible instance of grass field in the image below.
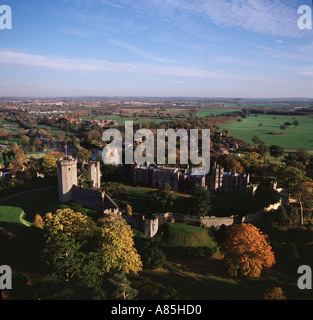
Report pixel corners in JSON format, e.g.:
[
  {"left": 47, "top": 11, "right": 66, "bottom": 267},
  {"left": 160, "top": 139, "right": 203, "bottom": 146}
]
[
  {"left": 196, "top": 109, "right": 239, "bottom": 117},
  {"left": 220, "top": 114, "right": 313, "bottom": 152},
  {"left": 81, "top": 108, "right": 238, "bottom": 126},
  {"left": 154, "top": 222, "right": 217, "bottom": 248},
  {"left": 0, "top": 206, "right": 31, "bottom": 227},
  {"left": 142, "top": 260, "right": 313, "bottom": 300},
  {"left": 0, "top": 187, "right": 60, "bottom": 231},
  {"left": 123, "top": 187, "right": 191, "bottom": 214}
]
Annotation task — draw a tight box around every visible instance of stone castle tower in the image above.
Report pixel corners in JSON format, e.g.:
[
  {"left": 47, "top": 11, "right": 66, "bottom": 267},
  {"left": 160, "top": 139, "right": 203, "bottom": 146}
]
[
  {"left": 57, "top": 157, "right": 78, "bottom": 203},
  {"left": 57, "top": 158, "right": 102, "bottom": 203},
  {"left": 88, "top": 161, "right": 101, "bottom": 189}
]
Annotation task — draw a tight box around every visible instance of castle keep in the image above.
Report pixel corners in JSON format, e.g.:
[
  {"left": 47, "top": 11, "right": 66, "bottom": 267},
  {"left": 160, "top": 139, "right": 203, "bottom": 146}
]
[
  {"left": 57, "top": 157, "right": 118, "bottom": 213},
  {"left": 57, "top": 157, "right": 159, "bottom": 237}
]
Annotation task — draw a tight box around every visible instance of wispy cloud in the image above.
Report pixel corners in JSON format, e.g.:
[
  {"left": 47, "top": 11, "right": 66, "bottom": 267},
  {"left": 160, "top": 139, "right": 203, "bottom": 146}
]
[
  {"left": 0, "top": 48, "right": 231, "bottom": 79},
  {"left": 101, "top": 1, "right": 126, "bottom": 9},
  {"left": 109, "top": 39, "right": 171, "bottom": 63},
  {"left": 136, "top": 0, "right": 302, "bottom": 38}
]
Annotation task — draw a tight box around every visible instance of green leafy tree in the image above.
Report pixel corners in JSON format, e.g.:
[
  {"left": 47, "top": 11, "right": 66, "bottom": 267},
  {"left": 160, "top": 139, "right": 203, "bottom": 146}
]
[
  {"left": 189, "top": 184, "right": 212, "bottom": 216},
  {"left": 251, "top": 135, "right": 262, "bottom": 146},
  {"left": 269, "top": 145, "right": 284, "bottom": 161},
  {"left": 42, "top": 209, "right": 99, "bottom": 282},
  {"left": 77, "top": 147, "right": 92, "bottom": 162},
  {"left": 140, "top": 243, "right": 166, "bottom": 270},
  {"left": 275, "top": 166, "right": 309, "bottom": 225},
  {"left": 147, "top": 183, "right": 176, "bottom": 213},
  {"left": 107, "top": 272, "right": 138, "bottom": 300}
]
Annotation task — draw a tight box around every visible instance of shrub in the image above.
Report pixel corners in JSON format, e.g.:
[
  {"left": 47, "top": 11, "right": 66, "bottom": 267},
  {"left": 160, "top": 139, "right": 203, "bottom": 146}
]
[
  {"left": 141, "top": 245, "right": 166, "bottom": 270},
  {"left": 263, "top": 287, "right": 286, "bottom": 300}
]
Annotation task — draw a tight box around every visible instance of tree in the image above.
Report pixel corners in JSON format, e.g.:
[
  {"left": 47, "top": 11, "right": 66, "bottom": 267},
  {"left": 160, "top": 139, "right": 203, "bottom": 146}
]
[
  {"left": 42, "top": 209, "right": 99, "bottom": 283},
  {"left": 292, "top": 184, "right": 311, "bottom": 226},
  {"left": 12, "top": 142, "right": 19, "bottom": 153},
  {"left": 263, "top": 287, "right": 286, "bottom": 300},
  {"left": 77, "top": 147, "right": 92, "bottom": 162},
  {"left": 98, "top": 215, "right": 143, "bottom": 274},
  {"left": 33, "top": 137, "right": 43, "bottom": 150},
  {"left": 126, "top": 204, "right": 133, "bottom": 216},
  {"left": 140, "top": 244, "right": 166, "bottom": 270},
  {"left": 251, "top": 135, "right": 262, "bottom": 146},
  {"left": 20, "top": 135, "right": 30, "bottom": 148},
  {"left": 221, "top": 224, "right": 275, "bottom": 279},
  {"left": 189, "top": 184, "right": 212, "bottom": 216},
  {"left": 102, "top": 182, "right": 126, "bottom": 200},
  {"left": 280, "top": 125, "right": 286, "bottom": 132},
  {"left": 108, "top": 272, "right": 138, "bottom": 300},
  {"left": 41, "top": 153, "right": 57, "bottom": 176},
  {"left": 269, "top": 145, "right": 284, "bottom": 161},
  {"left": 147, "top": 183, "right": 176, "bottom": 213},
  {"left": 275, "top": 165, "right": 308, "bottom": 225},
  {"left": 296, "top": 149, "right": 309, "bottom": 164},
  {"left": 33, "top": 214, "right": 44, "bottom": 229},
  {"left": 257, "top": 143, "right": 269, "bottom": 156}
]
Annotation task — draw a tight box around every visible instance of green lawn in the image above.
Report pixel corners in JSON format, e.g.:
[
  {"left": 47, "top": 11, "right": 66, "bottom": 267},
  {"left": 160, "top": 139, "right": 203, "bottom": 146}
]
[
  {"left": 0, "top": 206, "right": 31, "bottom": 226},
  {"left": 220, "top": 114, "right": 313, "bottom": 152},
  {"left": 154, "top": 222, "right": 217, "bottom": 248},
  {"left": 123, "top": 187, "right": 191, "bottom": 214},
  {"left": 0, "top": 187, "right": 60, "bottom": 231}
]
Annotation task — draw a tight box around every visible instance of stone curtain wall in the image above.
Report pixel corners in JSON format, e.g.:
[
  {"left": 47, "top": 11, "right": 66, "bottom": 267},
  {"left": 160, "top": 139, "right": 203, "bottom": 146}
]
[
  {"left": 159, "top": 200, "right": 283, "bottom": 229},
  {"left": 72, "top": 186, "right": 106, "bottom": 211}
]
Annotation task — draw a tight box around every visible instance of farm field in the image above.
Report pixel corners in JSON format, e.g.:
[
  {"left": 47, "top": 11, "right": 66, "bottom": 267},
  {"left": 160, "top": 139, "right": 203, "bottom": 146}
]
[
  {"left": 81, "top": 108, "right": 238, "bottom": 126},
  {"left": 196, "top": 108, "right": 238, "bottom": 117},
  {"left": 220, "top": 114, "right": 313, "bottom": 152}
]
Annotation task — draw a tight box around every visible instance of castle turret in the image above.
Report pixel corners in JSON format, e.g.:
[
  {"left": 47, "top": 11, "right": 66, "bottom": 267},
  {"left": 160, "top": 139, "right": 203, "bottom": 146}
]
[
  {"left": 57, "top": 158, "right": 78, "bottom": 203},
  {"left": 88, "top": 161, "right": 101, "bottom": 189}
]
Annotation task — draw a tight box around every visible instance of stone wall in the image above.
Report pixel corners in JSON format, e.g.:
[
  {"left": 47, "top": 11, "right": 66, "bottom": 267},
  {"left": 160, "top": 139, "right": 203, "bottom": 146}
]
[
  {"left": 159, "top": 212, "right": 238, "bottom": 229},
  {"left": 159, "top": 199, "right": 284, "bottom": 230},
  {"left": 72, "top": 186, "right": 106, "bottom": 211}
]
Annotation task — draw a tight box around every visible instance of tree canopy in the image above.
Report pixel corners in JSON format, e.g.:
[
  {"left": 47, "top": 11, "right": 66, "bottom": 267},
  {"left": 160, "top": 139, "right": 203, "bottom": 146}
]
[{"left": 221, "top": 224, "right": 275, "bottom": 279}]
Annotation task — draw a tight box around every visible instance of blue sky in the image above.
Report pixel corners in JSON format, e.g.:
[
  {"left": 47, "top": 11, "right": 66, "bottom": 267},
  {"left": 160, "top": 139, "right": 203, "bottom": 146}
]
[{"left": 0, "top": 0, "right": 313, "bottom": 98}]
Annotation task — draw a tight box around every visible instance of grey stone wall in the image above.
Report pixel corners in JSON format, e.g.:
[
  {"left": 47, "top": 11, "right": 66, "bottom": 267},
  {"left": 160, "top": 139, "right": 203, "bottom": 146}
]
[{"left": 72, "top": 186, "right": 105, "bottom": 211}]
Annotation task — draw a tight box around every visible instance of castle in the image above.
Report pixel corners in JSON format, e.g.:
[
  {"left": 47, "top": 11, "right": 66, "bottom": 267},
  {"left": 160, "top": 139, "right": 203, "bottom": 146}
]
[
  {"left": 57, "top": 157, "right": 119, "bottom": 213},
  {"left": 131, "top": 163, "right": 206, "bottom": 192},
  {"left": 57, "top": 157, "right": 159, "bottom": 237},
  {"left": 130, "top": 162, "right": 254, "bottom": 195},
  {"left": 208, "top": 163, "right": 256, "bottom": 194}
]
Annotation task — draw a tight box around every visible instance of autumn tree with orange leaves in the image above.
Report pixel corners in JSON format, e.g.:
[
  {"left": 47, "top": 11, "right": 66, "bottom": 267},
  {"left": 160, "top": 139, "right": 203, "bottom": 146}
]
[{"left": 221, "top": 224, "right": 275, "bottom": 280}]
